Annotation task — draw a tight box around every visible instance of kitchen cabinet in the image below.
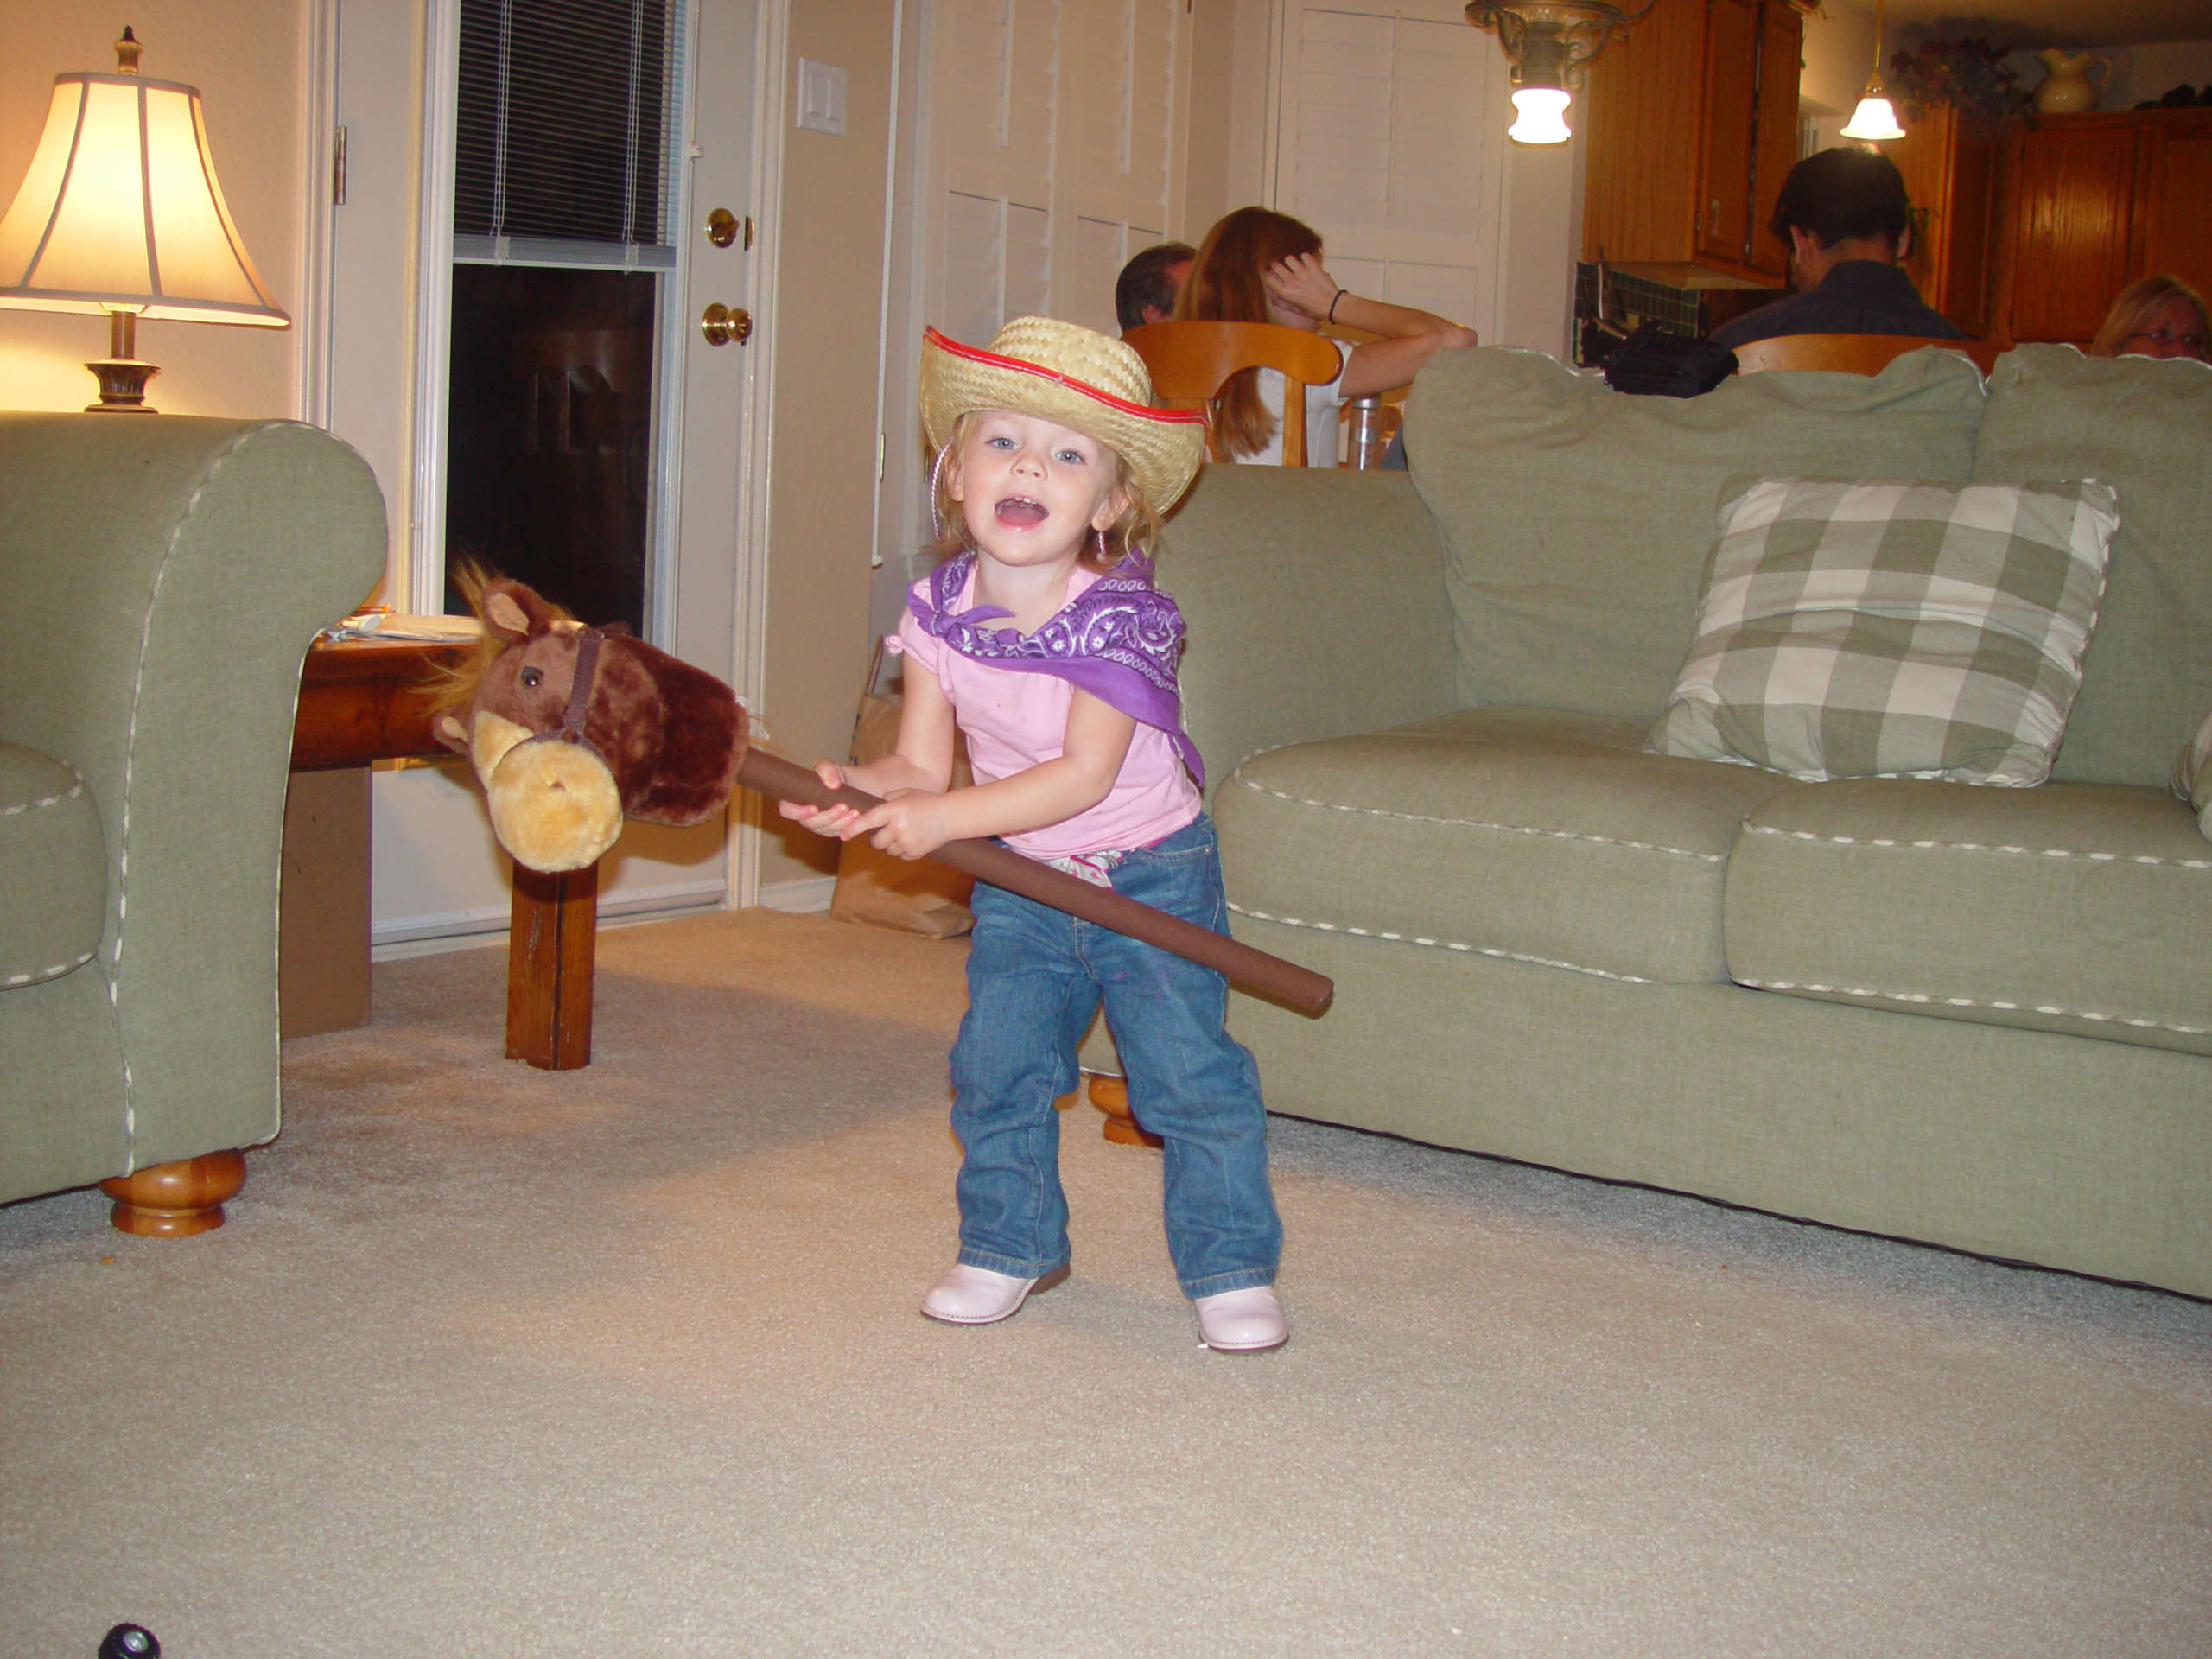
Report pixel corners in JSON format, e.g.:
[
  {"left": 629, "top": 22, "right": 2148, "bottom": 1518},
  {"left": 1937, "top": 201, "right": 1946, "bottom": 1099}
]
[
  {"left": 1994, "top": 108, "right": 2212, "bottom": 344},
  {"left": 1889, "top": 99, "right": 2003, "bottom": 338},
  {"left": 1582, "top": 0, "right": 1808, "bottom": 289}
]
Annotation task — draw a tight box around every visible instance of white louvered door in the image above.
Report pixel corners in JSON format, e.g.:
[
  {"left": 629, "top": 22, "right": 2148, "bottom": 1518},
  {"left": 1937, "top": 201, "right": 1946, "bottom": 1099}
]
[
  {"left": 927, "top": 0, "right": 1187, "bottom": 344},
  {"left": 1269, "top": 0, "right": 1506, "bottom": 341}
]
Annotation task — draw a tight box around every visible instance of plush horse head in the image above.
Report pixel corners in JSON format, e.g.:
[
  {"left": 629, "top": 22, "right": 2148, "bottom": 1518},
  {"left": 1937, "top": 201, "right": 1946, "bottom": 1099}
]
[{"left": 430, "top": 578, "right": 747, "bottom": 872}]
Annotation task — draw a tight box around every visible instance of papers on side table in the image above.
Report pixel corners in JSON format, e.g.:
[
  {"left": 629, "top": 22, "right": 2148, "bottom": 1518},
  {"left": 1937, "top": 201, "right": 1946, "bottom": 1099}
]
[{"left": 319, "top": 609, "right": 484, "bottom": 645}]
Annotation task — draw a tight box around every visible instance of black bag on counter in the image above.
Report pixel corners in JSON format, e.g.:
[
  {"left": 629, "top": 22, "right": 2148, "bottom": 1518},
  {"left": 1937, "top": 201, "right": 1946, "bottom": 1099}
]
[{"left": 1602, "top": 321, "right": 1738, "bottom": 397}]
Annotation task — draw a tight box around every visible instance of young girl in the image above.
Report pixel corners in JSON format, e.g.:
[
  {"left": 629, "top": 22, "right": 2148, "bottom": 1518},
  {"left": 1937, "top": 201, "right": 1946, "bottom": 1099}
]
[{"left": 779, "top": 315, "right": 1287, "bottom": 1353}]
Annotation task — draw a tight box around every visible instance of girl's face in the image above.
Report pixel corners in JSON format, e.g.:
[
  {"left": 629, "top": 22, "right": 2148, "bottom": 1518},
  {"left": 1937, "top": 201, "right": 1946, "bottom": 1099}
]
[{"left": 949, "top": 410, "right": 1125, "bottom": 571}]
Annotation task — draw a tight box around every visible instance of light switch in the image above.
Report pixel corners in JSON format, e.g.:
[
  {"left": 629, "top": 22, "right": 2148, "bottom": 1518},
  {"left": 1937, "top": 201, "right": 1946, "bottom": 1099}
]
[{"left": 797, "top": 59, "right": 847, "bottom": 137}]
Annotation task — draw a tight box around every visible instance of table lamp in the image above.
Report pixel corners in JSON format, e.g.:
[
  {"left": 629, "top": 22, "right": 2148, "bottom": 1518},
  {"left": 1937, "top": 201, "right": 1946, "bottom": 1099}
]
[{"left": 0, "top": 28, "right": 288, "bottom": 412}]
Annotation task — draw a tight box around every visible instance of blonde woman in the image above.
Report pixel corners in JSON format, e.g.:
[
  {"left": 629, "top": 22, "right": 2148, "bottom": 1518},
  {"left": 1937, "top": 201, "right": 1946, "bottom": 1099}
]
[{"left": 2089, "top": 275, "right": 2209, "bottom": 361}]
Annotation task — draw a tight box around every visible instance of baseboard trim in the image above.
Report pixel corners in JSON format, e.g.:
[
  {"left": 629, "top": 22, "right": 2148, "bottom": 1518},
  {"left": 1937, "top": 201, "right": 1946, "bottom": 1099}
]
[{"left": 758, "top": 875, "right": 836, "bottom": 914}]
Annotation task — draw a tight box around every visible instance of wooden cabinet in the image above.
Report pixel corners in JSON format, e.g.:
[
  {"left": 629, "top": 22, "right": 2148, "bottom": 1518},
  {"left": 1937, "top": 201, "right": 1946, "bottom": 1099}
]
[
  {"left": 1994, "top": 108, "right": 2212, "bottom": 344},
  {"left": 1582, "top": 0, "right": 1808, "bottom": 288},
  {"left": 1889, "top": 99, "right": 2003, "bottom": 338}
]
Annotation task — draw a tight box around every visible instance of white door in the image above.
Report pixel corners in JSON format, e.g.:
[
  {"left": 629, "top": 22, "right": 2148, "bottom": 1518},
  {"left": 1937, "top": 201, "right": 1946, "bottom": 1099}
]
[
  {"left": 321, "top": 0, "right": 768, "bottom": 949},
  {"left": 884, "top": 0, "right": 1189, "bottom": 601},
  {"left": 1268, "top": 0, "right": 1506, "bottom": 340},
  {"left": 925, "top": 0, "right": 1189, "bottom": 347}
]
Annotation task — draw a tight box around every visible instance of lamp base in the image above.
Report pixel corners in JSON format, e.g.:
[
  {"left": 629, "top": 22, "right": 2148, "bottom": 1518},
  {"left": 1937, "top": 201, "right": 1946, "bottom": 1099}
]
[{"left": 85, "top": 355, "right": 159, "bottom": 413}]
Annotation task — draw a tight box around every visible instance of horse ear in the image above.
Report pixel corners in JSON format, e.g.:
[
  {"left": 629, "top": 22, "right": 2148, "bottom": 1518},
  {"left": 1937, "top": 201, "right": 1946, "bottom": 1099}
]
[
  {"left": 482, "top": 588, "right": 533, "bottom": 641},
  {"left": 480, "top": 577, "right": 569, "bottom": 642}
]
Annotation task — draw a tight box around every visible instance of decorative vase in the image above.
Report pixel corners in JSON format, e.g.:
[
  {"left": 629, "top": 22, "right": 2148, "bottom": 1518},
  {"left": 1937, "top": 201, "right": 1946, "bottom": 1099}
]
[{"left": 2033, "top": 49, "right": 2108, "bottom": 115}]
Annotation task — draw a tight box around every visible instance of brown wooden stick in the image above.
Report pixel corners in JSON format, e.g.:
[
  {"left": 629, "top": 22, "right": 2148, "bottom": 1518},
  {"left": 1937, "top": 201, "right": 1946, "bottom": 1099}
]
[{"left": 737, "top": 747, "right": 1333, "bottom": 1017}]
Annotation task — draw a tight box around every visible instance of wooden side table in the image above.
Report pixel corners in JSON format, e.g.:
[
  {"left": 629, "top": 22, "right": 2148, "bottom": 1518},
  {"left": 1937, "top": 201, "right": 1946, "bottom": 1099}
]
[{"left": 290, "top": 636, "right": 601, "bottom": 1070}]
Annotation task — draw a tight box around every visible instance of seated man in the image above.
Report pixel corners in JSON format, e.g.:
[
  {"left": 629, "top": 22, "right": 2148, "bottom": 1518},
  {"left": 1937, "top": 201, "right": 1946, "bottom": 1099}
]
[
  {"left": 1711, "top": 149, "right": 1964, "bottom": 350},
  {"left": 1115, "top": 241, "right": 1195, "bottom": 333}
]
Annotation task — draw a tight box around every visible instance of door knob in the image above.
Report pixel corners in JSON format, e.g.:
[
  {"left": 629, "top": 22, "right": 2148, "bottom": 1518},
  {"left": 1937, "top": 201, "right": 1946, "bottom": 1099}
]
[{"left": 701, "top": 304, "right": 752, "bottom": 346}]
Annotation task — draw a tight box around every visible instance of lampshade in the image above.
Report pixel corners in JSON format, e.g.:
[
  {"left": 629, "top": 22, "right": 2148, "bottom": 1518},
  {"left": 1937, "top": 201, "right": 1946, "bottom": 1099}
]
[
  {"left": 0, "top": 33, "right": 286, "bottom": 411},
  {"left": 0, "top": 69, "right": 287, "bottom": 325},
  {"left": 1840, "top": 89, "right": 1905, "bottom": 142}
]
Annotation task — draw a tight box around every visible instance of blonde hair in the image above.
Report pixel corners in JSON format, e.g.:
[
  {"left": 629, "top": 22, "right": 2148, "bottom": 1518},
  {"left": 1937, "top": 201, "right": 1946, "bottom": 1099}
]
[
  {"left": 2089, "top": 274, "right": 2209, "bottom": 359},
  {"left": 1173, "top": 207, "right": 1324, "bottom": 460},
  {"left": 930, "top": 410, "right": 1165, "bottom": 574}
]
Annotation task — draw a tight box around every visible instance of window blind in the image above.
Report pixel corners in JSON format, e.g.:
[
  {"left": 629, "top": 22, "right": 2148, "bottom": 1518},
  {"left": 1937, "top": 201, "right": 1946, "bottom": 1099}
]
[{"left": 454, "top": 0, "right": 680, "bottom": 266}]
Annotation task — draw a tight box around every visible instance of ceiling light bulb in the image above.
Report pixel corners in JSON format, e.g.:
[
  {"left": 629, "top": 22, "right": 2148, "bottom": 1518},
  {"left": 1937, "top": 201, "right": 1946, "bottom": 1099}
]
[
  {"left": 1509, "top": 86, "right": 1573, "bottom": 144},
  {"left": 1840, "top": 87, "right": 1904, "bottom": 142}
]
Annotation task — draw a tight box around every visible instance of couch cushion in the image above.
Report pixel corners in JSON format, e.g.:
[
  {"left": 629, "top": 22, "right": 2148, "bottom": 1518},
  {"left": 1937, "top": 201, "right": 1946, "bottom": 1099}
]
[
  {"left": 1726, "top": 777, "right": 2212, "bottom": 1056},
  {"left": 0, "top": 741, "right": 105, "bottom": 989},
  {"left": 1402, "top": 346, "right": 1987, "bottom": 724},
  {"left": 1216, "top": 707, "right": 1799, "bottom": 986},
  {"left": 1974, "top": 346, "right": 2212, "bottom": 786},
  {"left": 1649, "top": 476, "right": 2119, "bottom": 785},
  {"left": 2175, "top": 702, "right": 2212, "bottom": 838}
]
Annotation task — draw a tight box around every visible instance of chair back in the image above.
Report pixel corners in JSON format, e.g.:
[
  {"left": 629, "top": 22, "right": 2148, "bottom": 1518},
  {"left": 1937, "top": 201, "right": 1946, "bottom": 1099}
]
[
  {"left": 1732, "top": 333, "right": 2001, "bottom": 376},
  {"left": 1122, "top": 321, "right": 1347, "bottom": 467}
]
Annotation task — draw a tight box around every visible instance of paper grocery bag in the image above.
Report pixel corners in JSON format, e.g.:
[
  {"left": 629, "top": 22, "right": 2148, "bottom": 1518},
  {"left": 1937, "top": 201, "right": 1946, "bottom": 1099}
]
[{"left": 828, "top": 684, "right": 976, "bottom": 938}]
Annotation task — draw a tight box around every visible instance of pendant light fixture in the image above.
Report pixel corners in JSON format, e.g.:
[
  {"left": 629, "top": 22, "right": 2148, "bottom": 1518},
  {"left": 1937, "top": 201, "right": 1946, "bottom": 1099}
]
[
  {"left": 1840, "top": 0, "right": 1906, "bottom": 142},
  {"left": 1466, "top": 2, "right": 1654, "bottom": 146}
]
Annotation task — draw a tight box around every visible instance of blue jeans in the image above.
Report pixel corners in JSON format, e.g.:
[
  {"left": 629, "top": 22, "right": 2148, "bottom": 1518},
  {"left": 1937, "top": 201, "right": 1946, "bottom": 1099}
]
[{"left": 948, "top": 814, "right": 1282, "bottom": 1300}]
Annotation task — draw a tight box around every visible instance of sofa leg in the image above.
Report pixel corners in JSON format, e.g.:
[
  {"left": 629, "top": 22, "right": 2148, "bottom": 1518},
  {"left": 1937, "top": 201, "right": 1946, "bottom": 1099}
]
[
  {"left": 1086, "top": 1074, "right": 1163, "bottom": 1148},
  {"left": 99, "top": 1150, "right": 247, "bottom": 1237}
]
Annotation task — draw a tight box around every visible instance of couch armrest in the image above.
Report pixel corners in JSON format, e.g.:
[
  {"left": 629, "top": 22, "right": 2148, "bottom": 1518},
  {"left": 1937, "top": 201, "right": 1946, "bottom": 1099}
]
[
  {"left": 1158, "top": 466, "right": 1459, "bottom": 787},
  {"left": 0, "top": 415, "right": 387, "bottom": 1172}
]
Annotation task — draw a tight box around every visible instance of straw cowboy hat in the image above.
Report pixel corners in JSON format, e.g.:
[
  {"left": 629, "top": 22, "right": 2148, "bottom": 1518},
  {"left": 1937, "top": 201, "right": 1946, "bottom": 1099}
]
[{"left": 919, "top": 315, "right": 1207, "bottom": 511}]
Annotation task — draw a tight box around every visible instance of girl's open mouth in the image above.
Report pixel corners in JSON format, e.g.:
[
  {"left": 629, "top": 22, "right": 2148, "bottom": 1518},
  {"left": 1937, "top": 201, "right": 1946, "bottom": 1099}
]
[{"left": 995, "top": 496, "right": 1047, "bottom": 528}]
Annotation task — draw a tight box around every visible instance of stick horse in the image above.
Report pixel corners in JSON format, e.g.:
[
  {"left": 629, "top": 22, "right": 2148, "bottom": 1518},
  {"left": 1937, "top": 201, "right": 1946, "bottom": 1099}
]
[{"left": 427, "top": 577, "right": 1332, "bottom": 1017}]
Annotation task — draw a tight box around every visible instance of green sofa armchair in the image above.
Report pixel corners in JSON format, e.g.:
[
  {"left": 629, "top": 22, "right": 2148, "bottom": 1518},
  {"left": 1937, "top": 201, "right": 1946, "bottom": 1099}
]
[
  {"left": 0, "top": 415, "right": 385, "bottom": 1232},
  {"left": 1143, "top": 345, "right": 2211, "bottom": 1299}
]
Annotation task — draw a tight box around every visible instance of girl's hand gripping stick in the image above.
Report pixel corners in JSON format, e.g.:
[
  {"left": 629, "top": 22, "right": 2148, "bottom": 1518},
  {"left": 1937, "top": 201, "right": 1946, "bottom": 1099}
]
[{"left": 737, "top": 748, "right": 1334, "bottom": 1017}]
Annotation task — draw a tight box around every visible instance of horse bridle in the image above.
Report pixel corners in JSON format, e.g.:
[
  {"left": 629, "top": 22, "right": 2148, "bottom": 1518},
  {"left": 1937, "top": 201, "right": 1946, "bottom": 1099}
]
[{"left": 518, "top": 620, "right": 630, "bottom": 760}]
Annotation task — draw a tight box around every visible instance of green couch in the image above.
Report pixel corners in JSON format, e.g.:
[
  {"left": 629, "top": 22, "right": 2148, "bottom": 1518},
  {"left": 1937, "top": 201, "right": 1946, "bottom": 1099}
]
[
  {"left": 0, "top": 415, "right": 385, "bottom": 1230},
  {"left": 1154, "top": 345, "right": 2212, "bottom": 1299}
]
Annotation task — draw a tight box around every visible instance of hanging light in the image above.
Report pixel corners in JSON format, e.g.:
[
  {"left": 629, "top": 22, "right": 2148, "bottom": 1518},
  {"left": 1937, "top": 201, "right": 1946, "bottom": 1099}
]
[
  {"left": 1467, "top": 2, "right": 1654, "bottom": 146},
  {"left": 1840, "top": 0, "right": 1906, "bottom": 141}
]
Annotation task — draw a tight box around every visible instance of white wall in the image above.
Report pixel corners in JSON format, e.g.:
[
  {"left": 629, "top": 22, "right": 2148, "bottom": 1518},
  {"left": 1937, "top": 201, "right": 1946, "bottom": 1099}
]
[{"left": 1802, "top": 0, "right": 1879, "bottom": 118}]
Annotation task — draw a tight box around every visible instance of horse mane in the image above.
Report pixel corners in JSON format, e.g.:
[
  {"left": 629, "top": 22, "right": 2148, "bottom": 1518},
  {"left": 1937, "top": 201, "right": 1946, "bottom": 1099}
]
[{"left": 416, "top": 562, "right": 576, "bottom": 725}]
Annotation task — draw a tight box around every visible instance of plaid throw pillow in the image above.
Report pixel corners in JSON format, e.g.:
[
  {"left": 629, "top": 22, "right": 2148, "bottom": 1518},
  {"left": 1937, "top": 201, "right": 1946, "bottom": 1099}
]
[
  {"left": 1648, "top": 477, "right": 2120, "bottom": 785},
  {"left": 2175, "top": 705, "right": 2212, "bottom": 839}
]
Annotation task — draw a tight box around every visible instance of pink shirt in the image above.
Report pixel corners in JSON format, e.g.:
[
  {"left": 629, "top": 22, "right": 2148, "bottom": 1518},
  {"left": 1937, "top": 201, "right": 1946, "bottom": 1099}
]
[{"left": 888, "top": 565, "right": 1201, "bottom": 860}]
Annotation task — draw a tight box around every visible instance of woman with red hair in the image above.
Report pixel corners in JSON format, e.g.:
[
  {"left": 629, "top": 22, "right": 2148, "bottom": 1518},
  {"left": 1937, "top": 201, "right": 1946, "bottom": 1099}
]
[{"left": 1175, "top": 207, "right": 1478, "bottom": 464}]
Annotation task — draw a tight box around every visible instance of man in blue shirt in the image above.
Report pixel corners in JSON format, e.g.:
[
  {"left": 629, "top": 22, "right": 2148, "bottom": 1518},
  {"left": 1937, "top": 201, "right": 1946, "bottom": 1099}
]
[{"left": 1711, "top": 149, "right": 1964, "bottom": 349}]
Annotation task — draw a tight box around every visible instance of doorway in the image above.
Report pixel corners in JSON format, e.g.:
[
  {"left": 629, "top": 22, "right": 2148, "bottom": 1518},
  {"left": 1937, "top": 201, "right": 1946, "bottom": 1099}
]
[{"left": 321, "top": 0, "right": 771, "bottom": 947}]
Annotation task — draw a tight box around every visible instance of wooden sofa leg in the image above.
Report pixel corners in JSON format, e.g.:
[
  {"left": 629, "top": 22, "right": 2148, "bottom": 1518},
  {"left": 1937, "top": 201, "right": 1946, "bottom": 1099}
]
[
  {"left": 1086, "top": 1074, "right": 1163, "bottom": 1148},
  {"left": 99, "top": 1150, "right": 247, "bottom": 1237}
]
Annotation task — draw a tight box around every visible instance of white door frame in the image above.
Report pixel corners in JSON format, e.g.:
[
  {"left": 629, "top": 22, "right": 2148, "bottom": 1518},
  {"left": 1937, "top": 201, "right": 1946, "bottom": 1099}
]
[{"left": 301, "top": 0, "right": 789, "bottom": 933}]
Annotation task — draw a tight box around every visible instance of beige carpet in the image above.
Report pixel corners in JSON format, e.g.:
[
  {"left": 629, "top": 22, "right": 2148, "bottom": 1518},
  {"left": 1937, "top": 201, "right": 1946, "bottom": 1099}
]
[{"left": 3, "top": 908, "right": 2208, "bottom": 1656}]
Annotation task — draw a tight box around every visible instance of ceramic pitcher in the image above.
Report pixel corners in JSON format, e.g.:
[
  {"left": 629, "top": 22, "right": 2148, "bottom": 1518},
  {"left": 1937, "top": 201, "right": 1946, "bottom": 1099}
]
[{"left": 2034, "top": 49, "right": 2108, "bottom": 115}]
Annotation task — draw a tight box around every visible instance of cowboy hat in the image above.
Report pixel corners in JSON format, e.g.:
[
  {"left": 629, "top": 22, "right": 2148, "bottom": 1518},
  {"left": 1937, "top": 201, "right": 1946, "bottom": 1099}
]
[{"left": 919, "top": 315, "right": 1206, "bottom": 511}]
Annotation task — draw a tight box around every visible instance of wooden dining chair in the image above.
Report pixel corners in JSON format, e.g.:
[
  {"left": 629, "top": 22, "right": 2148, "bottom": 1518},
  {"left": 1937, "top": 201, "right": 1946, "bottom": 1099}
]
[
  {"left": 1731, "top": 333, "right": 2003, "bottom": 377},
  {"left": 1122, "top": 321, "right": 1348, "bottom": 467}
]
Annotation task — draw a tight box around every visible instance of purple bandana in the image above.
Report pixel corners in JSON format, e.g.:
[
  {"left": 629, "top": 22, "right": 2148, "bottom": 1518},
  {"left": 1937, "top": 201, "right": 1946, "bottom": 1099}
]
[{"left": 909, "top": 550, "right": 1203, "bottom": 785}]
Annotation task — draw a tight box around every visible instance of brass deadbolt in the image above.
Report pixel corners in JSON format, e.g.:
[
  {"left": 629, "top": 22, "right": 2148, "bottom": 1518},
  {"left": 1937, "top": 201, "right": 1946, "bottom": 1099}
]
[
  {"left": 707, "top": 207, "right": 749, "bottom": 249},
  {"left": 701, "top": 304, "right": 753, "bottom": 346}
]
